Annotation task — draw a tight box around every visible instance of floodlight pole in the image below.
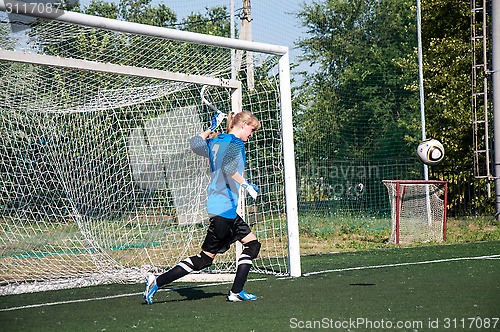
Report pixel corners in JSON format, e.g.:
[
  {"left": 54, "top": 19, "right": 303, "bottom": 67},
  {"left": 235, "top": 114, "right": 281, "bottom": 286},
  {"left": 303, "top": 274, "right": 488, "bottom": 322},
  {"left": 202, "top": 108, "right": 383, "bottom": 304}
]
[
  {"left": 416, "top": 0, "right": 433, "bottom": 227},
  {"left": 416, "top": 0, "right": 429, "bottom": 181},
  {"left": 492, "top": 0, "right": 500, "bottom": 220}
]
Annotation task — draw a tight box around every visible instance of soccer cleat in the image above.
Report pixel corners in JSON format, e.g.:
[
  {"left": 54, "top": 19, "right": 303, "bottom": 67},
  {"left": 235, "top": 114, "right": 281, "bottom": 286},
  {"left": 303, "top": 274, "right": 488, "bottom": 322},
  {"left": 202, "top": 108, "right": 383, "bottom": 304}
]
[
  {"left": 227, "top": 290, "right": 257, "bottom": 302},
  {"left": 143, "top": 274, "right": 158, "bottom": 305}
]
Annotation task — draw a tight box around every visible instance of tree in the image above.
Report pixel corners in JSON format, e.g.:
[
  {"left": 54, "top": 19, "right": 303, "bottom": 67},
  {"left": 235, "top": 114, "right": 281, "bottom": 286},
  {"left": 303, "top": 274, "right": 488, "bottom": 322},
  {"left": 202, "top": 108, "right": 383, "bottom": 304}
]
[
  {"left": 295, "top": 0, "right": 419, "bottom": 165},
  {"left": 81, "top": 0, "right": 119, "bottom": 19},
  {"left": 295, "top": 0, "right": 492, "bottom": 215},
  {"left": 420, "top": 1, "right": 493, "bottom": 215},
  {"left": 179, "top": 6, "right": 231, "bottom": 37},
  {"left": 420, "top": 0, "right": 471, "bottom": 165},
  {"left": 119, "top": 0, "right": 176, "bottom": 27},
  {"left": 293, "top": 0, "right": 422, "bottom": 213}
]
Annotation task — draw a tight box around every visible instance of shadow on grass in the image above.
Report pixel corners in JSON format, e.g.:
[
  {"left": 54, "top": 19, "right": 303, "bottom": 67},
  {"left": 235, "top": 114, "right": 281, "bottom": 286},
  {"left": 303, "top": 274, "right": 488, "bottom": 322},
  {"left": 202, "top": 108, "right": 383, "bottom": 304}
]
[
  {"left": 173, "top": 287, "right": 225, "bottom": 300},
  {"left": 144, "top": 286, "right": 226, "bottom": 304}
]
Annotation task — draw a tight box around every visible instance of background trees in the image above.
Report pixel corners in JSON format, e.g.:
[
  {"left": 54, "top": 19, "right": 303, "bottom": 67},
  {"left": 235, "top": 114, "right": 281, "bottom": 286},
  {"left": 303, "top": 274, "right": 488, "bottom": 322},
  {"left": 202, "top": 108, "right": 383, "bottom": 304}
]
[
  {"left": 419, "top": 1, "right": 492, "bottom": 214},
  {"left": 2, "top": 0, "right": 491, "bottom": 215},
  {"left": 294, "top": 0, "right": 492, "bottom": 215},
  {"left": 294, "top": 0, "right": 419, "bottom": 164},
  {"left": 293, "top": 0, "right": 420, "bottom": 213},
  {"left": 420, "top": 0, "right": 472, "bottom": 166}
]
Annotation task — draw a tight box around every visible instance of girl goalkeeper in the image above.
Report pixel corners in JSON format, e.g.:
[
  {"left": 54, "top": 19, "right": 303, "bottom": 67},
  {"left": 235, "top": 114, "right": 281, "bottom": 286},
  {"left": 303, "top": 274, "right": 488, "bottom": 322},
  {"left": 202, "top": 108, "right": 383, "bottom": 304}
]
[{"left": 143, "top": 110, "right": 262, "bottom": 304}]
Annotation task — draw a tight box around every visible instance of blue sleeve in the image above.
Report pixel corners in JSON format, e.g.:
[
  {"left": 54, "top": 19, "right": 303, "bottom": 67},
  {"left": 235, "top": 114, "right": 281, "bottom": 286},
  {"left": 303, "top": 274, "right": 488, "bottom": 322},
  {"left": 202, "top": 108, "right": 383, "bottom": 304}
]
[
  {"left": 190, "top": 136, "right": 209, "bottom": 158},
  {"left": 221, "top": 139, "right": 244, "bottom": 175}
]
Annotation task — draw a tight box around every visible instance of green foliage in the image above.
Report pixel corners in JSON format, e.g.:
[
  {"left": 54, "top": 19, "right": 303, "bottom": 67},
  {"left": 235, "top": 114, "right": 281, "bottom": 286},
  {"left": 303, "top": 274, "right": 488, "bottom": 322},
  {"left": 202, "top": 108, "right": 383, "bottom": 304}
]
[
  {"left": 420, "top": 1, "right": 493, "bottom": 214},
  {"left": 82, "top": 0, "right": 120, "bottom": 19},
  {"left": 420, "top": 0, "right": 472, "bottom": 164},
  {"left": 293, "top": 0, "right": 422, "bottom": 217},
  {"left": 295, "top": 0, "right": 420, "bottom": 164},
  {"left": 118, "top": 0, "right": 176, "bottom": 27},
  {"left": 0, "top": 22, "right": 15, "bottom": 50},
  {"left": 179, "top": 6, "right": 231, "bottom": 36},
  {"left": 295, "top": 0, "right": 491, "bottom": 216}
]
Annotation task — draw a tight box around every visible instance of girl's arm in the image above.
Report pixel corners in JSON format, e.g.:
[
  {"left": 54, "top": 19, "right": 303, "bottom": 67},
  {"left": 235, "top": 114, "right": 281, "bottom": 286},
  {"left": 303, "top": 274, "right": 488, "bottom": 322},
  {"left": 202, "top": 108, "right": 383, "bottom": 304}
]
[
  {"left": 199, "top": 129, "right": 212, "bottom": 139},
  {"left": 231, "top": 172, "right": 258, "bottom": 199},
  {"left": 190, "top": 129, "right": 212, "bottom": 158},
  {"left": 230, "top": 172, "right": 246, "bottom": 185}
]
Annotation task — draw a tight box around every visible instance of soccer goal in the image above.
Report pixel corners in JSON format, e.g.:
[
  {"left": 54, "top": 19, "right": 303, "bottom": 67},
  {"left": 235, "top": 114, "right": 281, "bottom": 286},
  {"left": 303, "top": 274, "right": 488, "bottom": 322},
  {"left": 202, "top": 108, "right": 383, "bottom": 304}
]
[
  {"left": 0, "top": 1, "right": 300, "bottom": 295},
  {"left": 383, "top": 180, "right": 448, "bottom": 244}
]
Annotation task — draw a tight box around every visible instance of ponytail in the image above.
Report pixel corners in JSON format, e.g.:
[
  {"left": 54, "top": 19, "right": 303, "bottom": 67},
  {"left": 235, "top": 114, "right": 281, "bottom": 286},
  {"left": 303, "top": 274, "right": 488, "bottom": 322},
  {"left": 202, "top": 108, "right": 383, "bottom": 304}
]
[
  {"left": 226, "top": 111, "right": 236, "bottom": 133},
  {"left": 226, "top": 110, "right": 261, "bottom": 132}
]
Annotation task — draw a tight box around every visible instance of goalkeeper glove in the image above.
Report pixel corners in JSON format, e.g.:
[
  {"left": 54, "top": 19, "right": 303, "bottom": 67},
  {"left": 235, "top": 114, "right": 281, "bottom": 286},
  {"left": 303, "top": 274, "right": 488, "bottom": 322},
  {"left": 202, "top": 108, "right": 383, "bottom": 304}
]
[
  {"left": 241, "top": 181, "right": 258, "bottom": 199},
  {"left": 208, "top": 111, "right": 227, "bottom": 132}
]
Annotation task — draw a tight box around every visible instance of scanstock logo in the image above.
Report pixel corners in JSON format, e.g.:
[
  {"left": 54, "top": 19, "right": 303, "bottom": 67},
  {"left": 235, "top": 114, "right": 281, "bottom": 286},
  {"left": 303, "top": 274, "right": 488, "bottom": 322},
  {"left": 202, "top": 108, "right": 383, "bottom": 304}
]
[{"left": 4, "top": 0, "right": 77, "bottom": 33}]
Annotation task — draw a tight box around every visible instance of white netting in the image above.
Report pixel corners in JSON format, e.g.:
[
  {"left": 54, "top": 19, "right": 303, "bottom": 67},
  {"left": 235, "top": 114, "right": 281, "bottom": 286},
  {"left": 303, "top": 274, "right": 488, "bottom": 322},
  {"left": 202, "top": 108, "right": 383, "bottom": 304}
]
[
  {"left": 383, "top": 181, "right": 447, "bottom": 244},
  {"left": 0, "top": 16, "right": 289, "bottom": 294},
  {"left": 20, "top": 19, "right": 232, "bottom": 77}
]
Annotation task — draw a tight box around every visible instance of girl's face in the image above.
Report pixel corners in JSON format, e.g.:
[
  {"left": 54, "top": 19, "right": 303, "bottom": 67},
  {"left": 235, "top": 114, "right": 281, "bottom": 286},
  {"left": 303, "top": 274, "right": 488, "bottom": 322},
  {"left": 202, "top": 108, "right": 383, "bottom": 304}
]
[{"left": 239, "top": 123, "right": 255, "bottom": 142}]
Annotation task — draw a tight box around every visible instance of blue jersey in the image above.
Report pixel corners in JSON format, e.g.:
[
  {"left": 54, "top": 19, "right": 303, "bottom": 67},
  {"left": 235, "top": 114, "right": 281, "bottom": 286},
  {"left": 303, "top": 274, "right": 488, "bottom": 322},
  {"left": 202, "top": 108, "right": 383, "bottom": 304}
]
[{"left": 190, "top": 133, "right": 246, "bottom": 218}]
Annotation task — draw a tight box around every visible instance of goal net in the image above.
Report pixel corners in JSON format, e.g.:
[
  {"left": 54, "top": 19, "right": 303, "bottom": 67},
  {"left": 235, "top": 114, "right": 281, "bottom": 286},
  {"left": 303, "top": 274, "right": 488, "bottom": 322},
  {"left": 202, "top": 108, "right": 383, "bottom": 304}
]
[
  {"left": 0, "top": 2, "right": 299, "bottom": 294},
  {"left": 383, "top": 180, "right": 448, "bottom": 244}
]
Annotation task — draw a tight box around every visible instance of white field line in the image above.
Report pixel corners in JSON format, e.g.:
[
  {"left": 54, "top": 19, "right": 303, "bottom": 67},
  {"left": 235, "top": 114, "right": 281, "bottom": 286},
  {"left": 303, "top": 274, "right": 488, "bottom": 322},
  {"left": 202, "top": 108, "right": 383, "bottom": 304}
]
[
  {"left": 1, "top": 254, "right": 498, "bottom": 312},
  {"left": 302, "top": 254, "right": 500, "bottom": 277},
  {"left": 0, "top": 279, "right": 266, "bottom": 313}
]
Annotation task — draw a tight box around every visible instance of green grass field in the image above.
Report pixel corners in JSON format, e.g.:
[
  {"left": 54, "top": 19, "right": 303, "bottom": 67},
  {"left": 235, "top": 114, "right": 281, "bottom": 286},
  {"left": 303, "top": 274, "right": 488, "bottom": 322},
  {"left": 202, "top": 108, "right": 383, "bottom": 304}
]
[{"left": 1, "top": 240, "right": 499, "bottom": 332}]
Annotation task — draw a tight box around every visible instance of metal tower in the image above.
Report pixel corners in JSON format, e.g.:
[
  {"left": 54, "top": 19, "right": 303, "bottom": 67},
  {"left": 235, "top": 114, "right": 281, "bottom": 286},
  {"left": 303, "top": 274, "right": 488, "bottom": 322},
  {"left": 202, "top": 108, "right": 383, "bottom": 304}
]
[{"left": 471, "top": 0, "right": 493, "bottom": 187}]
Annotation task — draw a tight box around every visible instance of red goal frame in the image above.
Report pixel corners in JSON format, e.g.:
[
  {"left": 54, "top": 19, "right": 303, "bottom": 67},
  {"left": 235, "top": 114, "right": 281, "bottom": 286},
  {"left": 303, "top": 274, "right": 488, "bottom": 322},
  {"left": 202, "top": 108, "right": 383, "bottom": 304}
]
[{"left": 383, "top": 180, "right": 448, "bottom": 244}]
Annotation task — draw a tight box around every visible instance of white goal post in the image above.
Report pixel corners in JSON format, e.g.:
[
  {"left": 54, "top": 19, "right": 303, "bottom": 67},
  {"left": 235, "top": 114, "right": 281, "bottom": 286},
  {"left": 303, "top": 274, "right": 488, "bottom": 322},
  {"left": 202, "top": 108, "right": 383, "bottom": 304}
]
[
  {"left": 0, "top": 0, "right": 300, "bottom": 295},
  {"left": 383, "top": 180, "right": 448, "bottom": 244}
]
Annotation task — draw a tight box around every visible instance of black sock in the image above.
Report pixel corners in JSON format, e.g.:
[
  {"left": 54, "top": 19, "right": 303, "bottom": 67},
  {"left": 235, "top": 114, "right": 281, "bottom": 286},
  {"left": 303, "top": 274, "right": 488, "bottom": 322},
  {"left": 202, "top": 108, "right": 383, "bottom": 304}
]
[
  {"left": 230, "top": 264, "right": 252, "bottom": 293},
  {"left": 156, "top": 265, "right": 189, "bottom": 287}
]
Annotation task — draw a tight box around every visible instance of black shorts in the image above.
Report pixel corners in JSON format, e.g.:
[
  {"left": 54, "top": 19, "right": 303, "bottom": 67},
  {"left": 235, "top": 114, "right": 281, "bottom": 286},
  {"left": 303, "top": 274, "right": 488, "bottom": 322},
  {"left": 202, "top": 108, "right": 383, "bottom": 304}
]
[{"left": 201, "top": 215, "right": 252, "bottom": 254}]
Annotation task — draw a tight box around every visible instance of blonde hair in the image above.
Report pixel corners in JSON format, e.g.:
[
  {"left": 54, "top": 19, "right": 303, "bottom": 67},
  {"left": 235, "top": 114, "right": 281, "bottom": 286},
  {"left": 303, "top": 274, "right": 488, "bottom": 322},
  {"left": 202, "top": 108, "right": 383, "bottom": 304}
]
[{"left": 227, "top": 110, "right": 261, "bottom": 132}]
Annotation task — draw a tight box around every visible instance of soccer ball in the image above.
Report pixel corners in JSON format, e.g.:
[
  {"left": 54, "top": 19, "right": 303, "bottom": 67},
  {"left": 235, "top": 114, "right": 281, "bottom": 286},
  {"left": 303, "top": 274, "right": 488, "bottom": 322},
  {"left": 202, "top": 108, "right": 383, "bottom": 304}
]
[{"left": 417, "top": 139, "right": 445, "bottom": 166}]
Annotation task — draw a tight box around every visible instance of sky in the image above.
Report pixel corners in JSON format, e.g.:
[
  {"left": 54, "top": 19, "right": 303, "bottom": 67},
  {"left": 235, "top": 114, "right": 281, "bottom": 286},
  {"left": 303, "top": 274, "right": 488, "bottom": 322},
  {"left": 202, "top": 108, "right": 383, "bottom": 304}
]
[
  {"left": 156, "top": 0, "right": 311, "bottom": 53},
  {"left": 152, "top": 0, "right": 315, "bottom": 76},
  {"left": 118, "top": 0, "right": 312, "bottom": 69},
  {"left": 104, "top": 0, "right": 314, "bottom": 74}
]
